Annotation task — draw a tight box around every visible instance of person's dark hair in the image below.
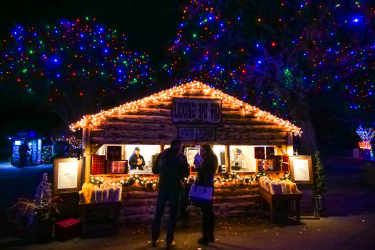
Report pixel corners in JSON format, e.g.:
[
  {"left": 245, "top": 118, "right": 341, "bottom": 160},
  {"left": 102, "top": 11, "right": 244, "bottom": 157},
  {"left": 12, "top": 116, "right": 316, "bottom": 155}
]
[
  {"left": 201, "top": 144, "right": 218, "bottom": 174},
  {"left": 170, "top": 140, "right": 182, "bottom": 148}
]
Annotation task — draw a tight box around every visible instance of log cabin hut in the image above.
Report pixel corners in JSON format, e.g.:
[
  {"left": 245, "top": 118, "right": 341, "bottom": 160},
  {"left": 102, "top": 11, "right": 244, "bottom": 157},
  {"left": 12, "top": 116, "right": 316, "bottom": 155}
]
[{"left": 70, "top": 81, "right": 302, "bottom": 222}]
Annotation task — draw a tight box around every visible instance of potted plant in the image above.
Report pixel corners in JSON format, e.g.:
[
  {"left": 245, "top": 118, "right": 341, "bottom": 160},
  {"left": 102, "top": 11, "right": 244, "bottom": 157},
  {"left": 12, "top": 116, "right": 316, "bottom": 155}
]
[
  {"left": 7, "top": 173, "right": 62, "bottom": 243},
  {"left": 314, "top": 152, "right": 328, "bottom": 217}
]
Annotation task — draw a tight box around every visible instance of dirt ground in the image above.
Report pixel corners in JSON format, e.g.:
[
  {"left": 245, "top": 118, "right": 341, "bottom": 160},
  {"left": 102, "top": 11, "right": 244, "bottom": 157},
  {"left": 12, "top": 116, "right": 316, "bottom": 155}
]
[{"left": 0, "top": 156, "right": 374, "bottom": 250}]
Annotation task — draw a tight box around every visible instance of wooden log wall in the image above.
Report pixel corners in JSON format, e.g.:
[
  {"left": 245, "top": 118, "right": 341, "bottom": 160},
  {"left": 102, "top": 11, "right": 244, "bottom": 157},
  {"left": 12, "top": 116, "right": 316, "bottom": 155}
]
[
  {"left": 91, "top": 88, "right": 290, "bottom": 145},
  {"left": 119, "top": 184, "right": 260, "bottom": 224}
]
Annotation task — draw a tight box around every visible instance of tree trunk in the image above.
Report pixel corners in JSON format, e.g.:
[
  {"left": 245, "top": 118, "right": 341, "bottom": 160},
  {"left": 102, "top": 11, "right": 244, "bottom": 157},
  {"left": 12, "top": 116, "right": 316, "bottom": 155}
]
[{"left": 290, "top": 100, "right": 319, "bottom": 155}]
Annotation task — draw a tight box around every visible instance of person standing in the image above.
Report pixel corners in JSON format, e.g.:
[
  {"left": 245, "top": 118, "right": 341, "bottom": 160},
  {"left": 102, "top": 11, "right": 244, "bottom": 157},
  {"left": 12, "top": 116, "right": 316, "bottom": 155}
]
[
  {"left": 151, "top": 140, "right": 190, "bottom": 249},
  {"left": 195, "top": 144, "right": 218, "bottom": 246},
  {"left": 18, "top": 141, "right": 30, "bottom": 168},
  {"left": 129, "top": 147, "right": 145, "bottom": 170}
]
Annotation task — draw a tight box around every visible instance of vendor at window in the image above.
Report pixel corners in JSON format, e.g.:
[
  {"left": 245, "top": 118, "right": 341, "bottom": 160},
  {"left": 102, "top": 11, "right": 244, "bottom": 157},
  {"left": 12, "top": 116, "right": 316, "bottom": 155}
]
[{"left": 129, "top": 147, "right": 145, "bottom": 170}]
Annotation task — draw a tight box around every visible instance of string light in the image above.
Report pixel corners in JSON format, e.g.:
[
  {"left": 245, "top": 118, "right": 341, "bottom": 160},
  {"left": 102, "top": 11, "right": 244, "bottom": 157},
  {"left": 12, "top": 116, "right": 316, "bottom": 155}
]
[{"left": 70, "top": 81, "right": 302, "bottom": 135}]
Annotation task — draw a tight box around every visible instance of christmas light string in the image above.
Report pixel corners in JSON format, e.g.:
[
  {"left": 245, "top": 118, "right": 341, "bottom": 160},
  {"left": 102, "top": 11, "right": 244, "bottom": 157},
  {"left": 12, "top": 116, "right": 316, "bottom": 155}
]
[
  {"left": 70, "top": 81, "right": 302, "bottom": 135},
  {"left": 164, "top": 0, "right": 375, "bottom": 118},
  {"left": 0, "top": 17, "right": 154, "bottom": 102}
]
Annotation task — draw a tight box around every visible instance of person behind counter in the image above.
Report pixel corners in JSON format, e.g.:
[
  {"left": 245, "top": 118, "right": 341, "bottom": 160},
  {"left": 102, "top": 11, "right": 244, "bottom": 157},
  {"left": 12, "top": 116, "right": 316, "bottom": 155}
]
[
  {"left": 151, "top": 140, "right": 190, "bottom": 249},
  {"left": 129, "top": 147, "right": 145, "bottom": 170},
  {"left": 195, "top": 144, "right": 219, "bottom": 246}
]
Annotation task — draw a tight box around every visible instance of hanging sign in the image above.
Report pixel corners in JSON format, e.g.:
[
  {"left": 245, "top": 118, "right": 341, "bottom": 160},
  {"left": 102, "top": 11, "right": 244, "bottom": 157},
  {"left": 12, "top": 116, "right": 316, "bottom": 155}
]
[
  {"left": 289, "top": 155, "right": 313, "bottom": 184},
  {"left": 53, "top": 158, "right": 82, "bottom": 194},
  {"left": 178, "top": 127, "right": 216, "bottom": 141},
  {"left": 172, "top": 98, "right": 222, "bottom": 124}
]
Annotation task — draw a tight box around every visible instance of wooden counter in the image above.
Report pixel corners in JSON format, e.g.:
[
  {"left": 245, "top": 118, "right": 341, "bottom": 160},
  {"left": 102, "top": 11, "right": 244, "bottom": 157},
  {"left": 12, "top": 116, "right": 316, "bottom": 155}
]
[{"left": 259, "top": 186, "right": 302, "bottom": 223}]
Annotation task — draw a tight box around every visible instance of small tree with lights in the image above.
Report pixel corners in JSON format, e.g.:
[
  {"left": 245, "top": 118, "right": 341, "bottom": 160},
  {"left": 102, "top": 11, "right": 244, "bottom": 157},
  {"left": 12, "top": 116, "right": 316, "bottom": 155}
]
[{"left": 314, "top": 151, "right": 327, "bottom": 217}]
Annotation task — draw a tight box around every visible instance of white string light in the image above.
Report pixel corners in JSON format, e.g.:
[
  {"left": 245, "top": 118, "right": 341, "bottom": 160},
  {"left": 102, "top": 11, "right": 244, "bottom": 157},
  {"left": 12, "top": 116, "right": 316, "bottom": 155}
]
[{"left": 70, "top": 81, "right": 302, "bottom": 135}]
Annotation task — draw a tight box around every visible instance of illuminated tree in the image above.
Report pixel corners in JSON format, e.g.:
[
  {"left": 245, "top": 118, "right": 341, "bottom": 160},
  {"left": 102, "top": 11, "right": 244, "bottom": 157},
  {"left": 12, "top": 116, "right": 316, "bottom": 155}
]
[
  {"left": 0, "top": 17, "right": 154, "bottom": 127},
  {"left": 165, "top": 0, "right": 375, "bottom": 153}
]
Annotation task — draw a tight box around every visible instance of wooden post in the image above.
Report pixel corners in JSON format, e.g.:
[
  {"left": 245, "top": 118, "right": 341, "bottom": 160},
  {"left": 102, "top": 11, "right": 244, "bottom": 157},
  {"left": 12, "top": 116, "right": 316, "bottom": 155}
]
[
  {"left": 160, "top": 145, "right": 164, "bottom": 152},
  {"left": 287, "top": 132, "right": 293, "bottom": 156},
  {"left": 82, "top": 127, "right": 92, "bottom": 184},
  {"left": 225, "top": 145, "right": 231, "bottom": 173}
]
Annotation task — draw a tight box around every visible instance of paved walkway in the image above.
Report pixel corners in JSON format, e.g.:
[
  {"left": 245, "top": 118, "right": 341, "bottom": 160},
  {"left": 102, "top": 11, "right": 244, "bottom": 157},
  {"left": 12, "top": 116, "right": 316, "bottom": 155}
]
[{"left": 0, "top": 157, "right": 374, "bottom": 250}]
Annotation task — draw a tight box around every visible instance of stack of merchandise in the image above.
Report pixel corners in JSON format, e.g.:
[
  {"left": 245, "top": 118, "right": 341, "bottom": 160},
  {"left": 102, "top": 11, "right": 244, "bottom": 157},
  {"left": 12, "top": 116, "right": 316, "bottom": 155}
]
[
  {"left": 259, "top": 177, "right": 299, "bottom": 195},
  {"left": 79, "top": 181, "right": 122, "bottom": 204}
]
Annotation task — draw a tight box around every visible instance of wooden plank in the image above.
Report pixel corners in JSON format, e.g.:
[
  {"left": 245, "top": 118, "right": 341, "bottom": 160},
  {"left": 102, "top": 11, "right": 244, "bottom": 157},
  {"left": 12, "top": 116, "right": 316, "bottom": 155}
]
[
  {"left": 91, "top": 137, "right": 174, "bottom": 144},
  {"left": 92, "top": 129, "right": 177, "bottom": 138},
  {"left": 215, "top": 139, "right": 287, "bottom": 145}
]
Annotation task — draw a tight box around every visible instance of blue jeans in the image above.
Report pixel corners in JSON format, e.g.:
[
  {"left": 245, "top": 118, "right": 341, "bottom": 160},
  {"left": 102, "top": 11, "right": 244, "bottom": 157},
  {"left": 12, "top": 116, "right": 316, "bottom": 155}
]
[{"left": 152, "top": 188, "right": 181, "bottom": 244}]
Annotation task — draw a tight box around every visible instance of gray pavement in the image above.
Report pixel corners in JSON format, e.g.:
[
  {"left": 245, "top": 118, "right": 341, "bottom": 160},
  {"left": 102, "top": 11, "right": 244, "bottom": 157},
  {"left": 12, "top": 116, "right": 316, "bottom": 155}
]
[{"left": 0, "top": 157, "right": 374, "bottom": 250}]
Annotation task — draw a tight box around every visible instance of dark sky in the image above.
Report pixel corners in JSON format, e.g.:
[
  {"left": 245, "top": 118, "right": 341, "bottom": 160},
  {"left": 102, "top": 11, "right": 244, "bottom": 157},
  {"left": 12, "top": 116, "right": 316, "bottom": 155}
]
[{"left": 0, "top": 0, "right": 181, "bottom": 59}]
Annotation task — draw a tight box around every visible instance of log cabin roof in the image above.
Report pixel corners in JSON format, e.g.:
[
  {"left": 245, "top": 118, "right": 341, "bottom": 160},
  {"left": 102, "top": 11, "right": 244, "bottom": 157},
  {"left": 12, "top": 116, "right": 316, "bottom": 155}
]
[{"left": 70, "top": 81, "right": 302, "bottom": 135}]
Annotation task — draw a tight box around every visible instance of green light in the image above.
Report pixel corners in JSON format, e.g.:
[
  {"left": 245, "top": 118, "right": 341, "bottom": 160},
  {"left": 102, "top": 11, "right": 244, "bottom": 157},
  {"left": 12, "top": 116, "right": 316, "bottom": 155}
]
[
  {"left": 101, "top": 72, "right": 104, "bottom": 75},
  {"left": 22, "top": 69, "right": 27, "bottom": 73},
  {"left": 29, "top": 50, "right": 33, "bottom": 54},
  {"left": 273, "top": 102, "right": 277, "bottom": 105},
  {"left": 328, "top": 86, "right": 331, "bottom": 89},
  {"left": 228, "top": 51, "right": 231, "bottom": 54},
  {"left": 193, "top": 34, "right": 196, "bottom": 37},
  {"left": 86, "top": 17, "right": 89, "bottom": 20}
]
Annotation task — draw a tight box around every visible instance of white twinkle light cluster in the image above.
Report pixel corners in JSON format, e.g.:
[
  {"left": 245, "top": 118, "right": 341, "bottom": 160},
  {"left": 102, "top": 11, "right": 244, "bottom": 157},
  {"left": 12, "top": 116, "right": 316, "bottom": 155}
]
[{"left": 70, "top": 81, "right": 302, "bottom": 135}]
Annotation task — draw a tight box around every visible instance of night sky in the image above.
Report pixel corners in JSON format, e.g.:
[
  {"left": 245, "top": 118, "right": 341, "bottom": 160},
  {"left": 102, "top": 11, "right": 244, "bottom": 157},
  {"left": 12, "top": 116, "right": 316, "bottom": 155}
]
[{"left": 0, "top": 0, "right": 366, "bottom": 154}]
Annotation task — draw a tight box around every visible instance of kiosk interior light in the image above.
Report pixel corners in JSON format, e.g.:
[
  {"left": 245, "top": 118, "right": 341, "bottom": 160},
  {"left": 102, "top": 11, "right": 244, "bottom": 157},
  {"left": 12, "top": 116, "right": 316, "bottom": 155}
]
[{"left": 15, "top": 141, "right": 21, "bottom": 146}]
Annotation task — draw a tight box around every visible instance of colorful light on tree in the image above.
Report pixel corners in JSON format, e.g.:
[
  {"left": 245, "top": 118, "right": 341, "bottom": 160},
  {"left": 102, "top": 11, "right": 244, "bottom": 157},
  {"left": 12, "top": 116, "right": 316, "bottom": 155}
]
[{"left": 0, "top": 17, "right": 155, "bottom": 125}]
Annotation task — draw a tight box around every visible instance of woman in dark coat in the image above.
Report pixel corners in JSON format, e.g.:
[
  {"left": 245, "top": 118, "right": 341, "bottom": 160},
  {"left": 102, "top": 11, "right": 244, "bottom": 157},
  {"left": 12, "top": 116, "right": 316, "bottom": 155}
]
[{"left": 196, "top": 144, "right": 218, "bottom": 245}]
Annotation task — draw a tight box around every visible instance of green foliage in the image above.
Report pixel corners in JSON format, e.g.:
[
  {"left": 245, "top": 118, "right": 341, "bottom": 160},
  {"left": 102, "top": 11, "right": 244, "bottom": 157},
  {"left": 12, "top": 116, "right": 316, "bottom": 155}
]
[{"left": 314, "top": 151, "right": 327, "bottom": 196}]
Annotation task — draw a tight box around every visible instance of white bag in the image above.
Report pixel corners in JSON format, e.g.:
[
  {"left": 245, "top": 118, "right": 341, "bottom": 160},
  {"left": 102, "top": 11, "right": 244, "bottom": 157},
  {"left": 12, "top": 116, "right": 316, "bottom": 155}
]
[{"left": 189, "top": 181, "right": 213, "bottom": 203}]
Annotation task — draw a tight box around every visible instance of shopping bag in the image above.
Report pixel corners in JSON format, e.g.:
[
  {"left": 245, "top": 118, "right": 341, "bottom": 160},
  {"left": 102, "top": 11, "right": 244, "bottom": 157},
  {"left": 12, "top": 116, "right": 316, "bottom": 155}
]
[{"left": 189, "top": 182, "right": 213, "bottom": 203}]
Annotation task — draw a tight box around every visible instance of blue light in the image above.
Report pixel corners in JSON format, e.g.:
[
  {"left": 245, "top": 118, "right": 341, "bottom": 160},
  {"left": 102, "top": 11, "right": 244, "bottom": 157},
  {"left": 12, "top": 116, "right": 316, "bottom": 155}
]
[
  {"left": 303, "top": 53, "right": 306, "bottom": 56},
  {"left": 220, "top": 23, "right": 224, "bottom": 27},
  {"left": 180, "top": 23, "right": 184, "bottom": 27},
  {"left": 54, "top": 59, "right": 58, "bottom": 62},
  {"left": 238, "top": 17, "right": 240, "bottom": 20},
  {"left": 257, "top": 60, "right": 262, "bottom": 64},
  {"left": 369, "top": 92, "right": 372, "bottom": 95},
  {"left": 300, "top": 4, "right": 303, "bottom": 7},
  {"left": 118, "top": 69, "right": 122, "bottom": 73},
  {"left": 57, "top": 74, "right": 60, "bottom": 77},
  {"left": 100, "top": 40, "right": 103, "bottom": 43},
  {"left": 8, "top": 137, "right": 11, "bottom": 140},
  {"left": 80, "top": 47, "right": 83, "bottom": 50},
  {"left": 80, "top": 34, "right": 84, "bottom": 37},
  {"left": 256, "top": 44, "right": 259, "bottom": 47},
  {"left": 353, "top": 18, "right": 359, "bottom": 22},
  {"left": 331, "top": 33, "right": 333, "bottom": 35},
  {"left": 209, "top": 16, "right": 212, "bottom": 20},
  {"left": 104, "top": 49, "right": 108, "bottom": 53}
]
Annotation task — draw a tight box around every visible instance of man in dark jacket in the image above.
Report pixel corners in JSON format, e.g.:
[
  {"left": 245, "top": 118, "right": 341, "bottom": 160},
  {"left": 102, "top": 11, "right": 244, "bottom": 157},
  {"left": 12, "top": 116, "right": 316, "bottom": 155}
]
[
  {"left": 128, "top": 147, "right": 145, "bottom": 170},
  {"left": 151, "top": 140, "right": 189, "bottom": 249},
  {"left": 18, "top": 141, "right": 30, "bottom": 168}
]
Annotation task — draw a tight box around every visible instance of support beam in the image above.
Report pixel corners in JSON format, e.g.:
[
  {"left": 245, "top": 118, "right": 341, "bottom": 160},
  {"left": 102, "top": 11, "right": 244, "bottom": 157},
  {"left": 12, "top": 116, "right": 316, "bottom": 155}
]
[
  {"left": 82, "top": 127, "right": 92, "bottom": 183},
  {"left": 287, "top": 132, "right": 293, "bottom": 156},
  {"left": 225, "top": 145, "right": 231, "bottom": 173}
]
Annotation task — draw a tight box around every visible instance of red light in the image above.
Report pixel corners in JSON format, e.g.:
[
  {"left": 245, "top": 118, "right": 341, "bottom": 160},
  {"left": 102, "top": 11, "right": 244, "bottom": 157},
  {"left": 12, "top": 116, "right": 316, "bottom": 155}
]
[
  {"left": 272, "top": 43, "right": 276, "bottom": 46},
  {"left": 17, "top": 78, "right": 21, "bottom": 82},
  {"left": 242, "top": 70, "right": 246, "bottom": 73}
]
